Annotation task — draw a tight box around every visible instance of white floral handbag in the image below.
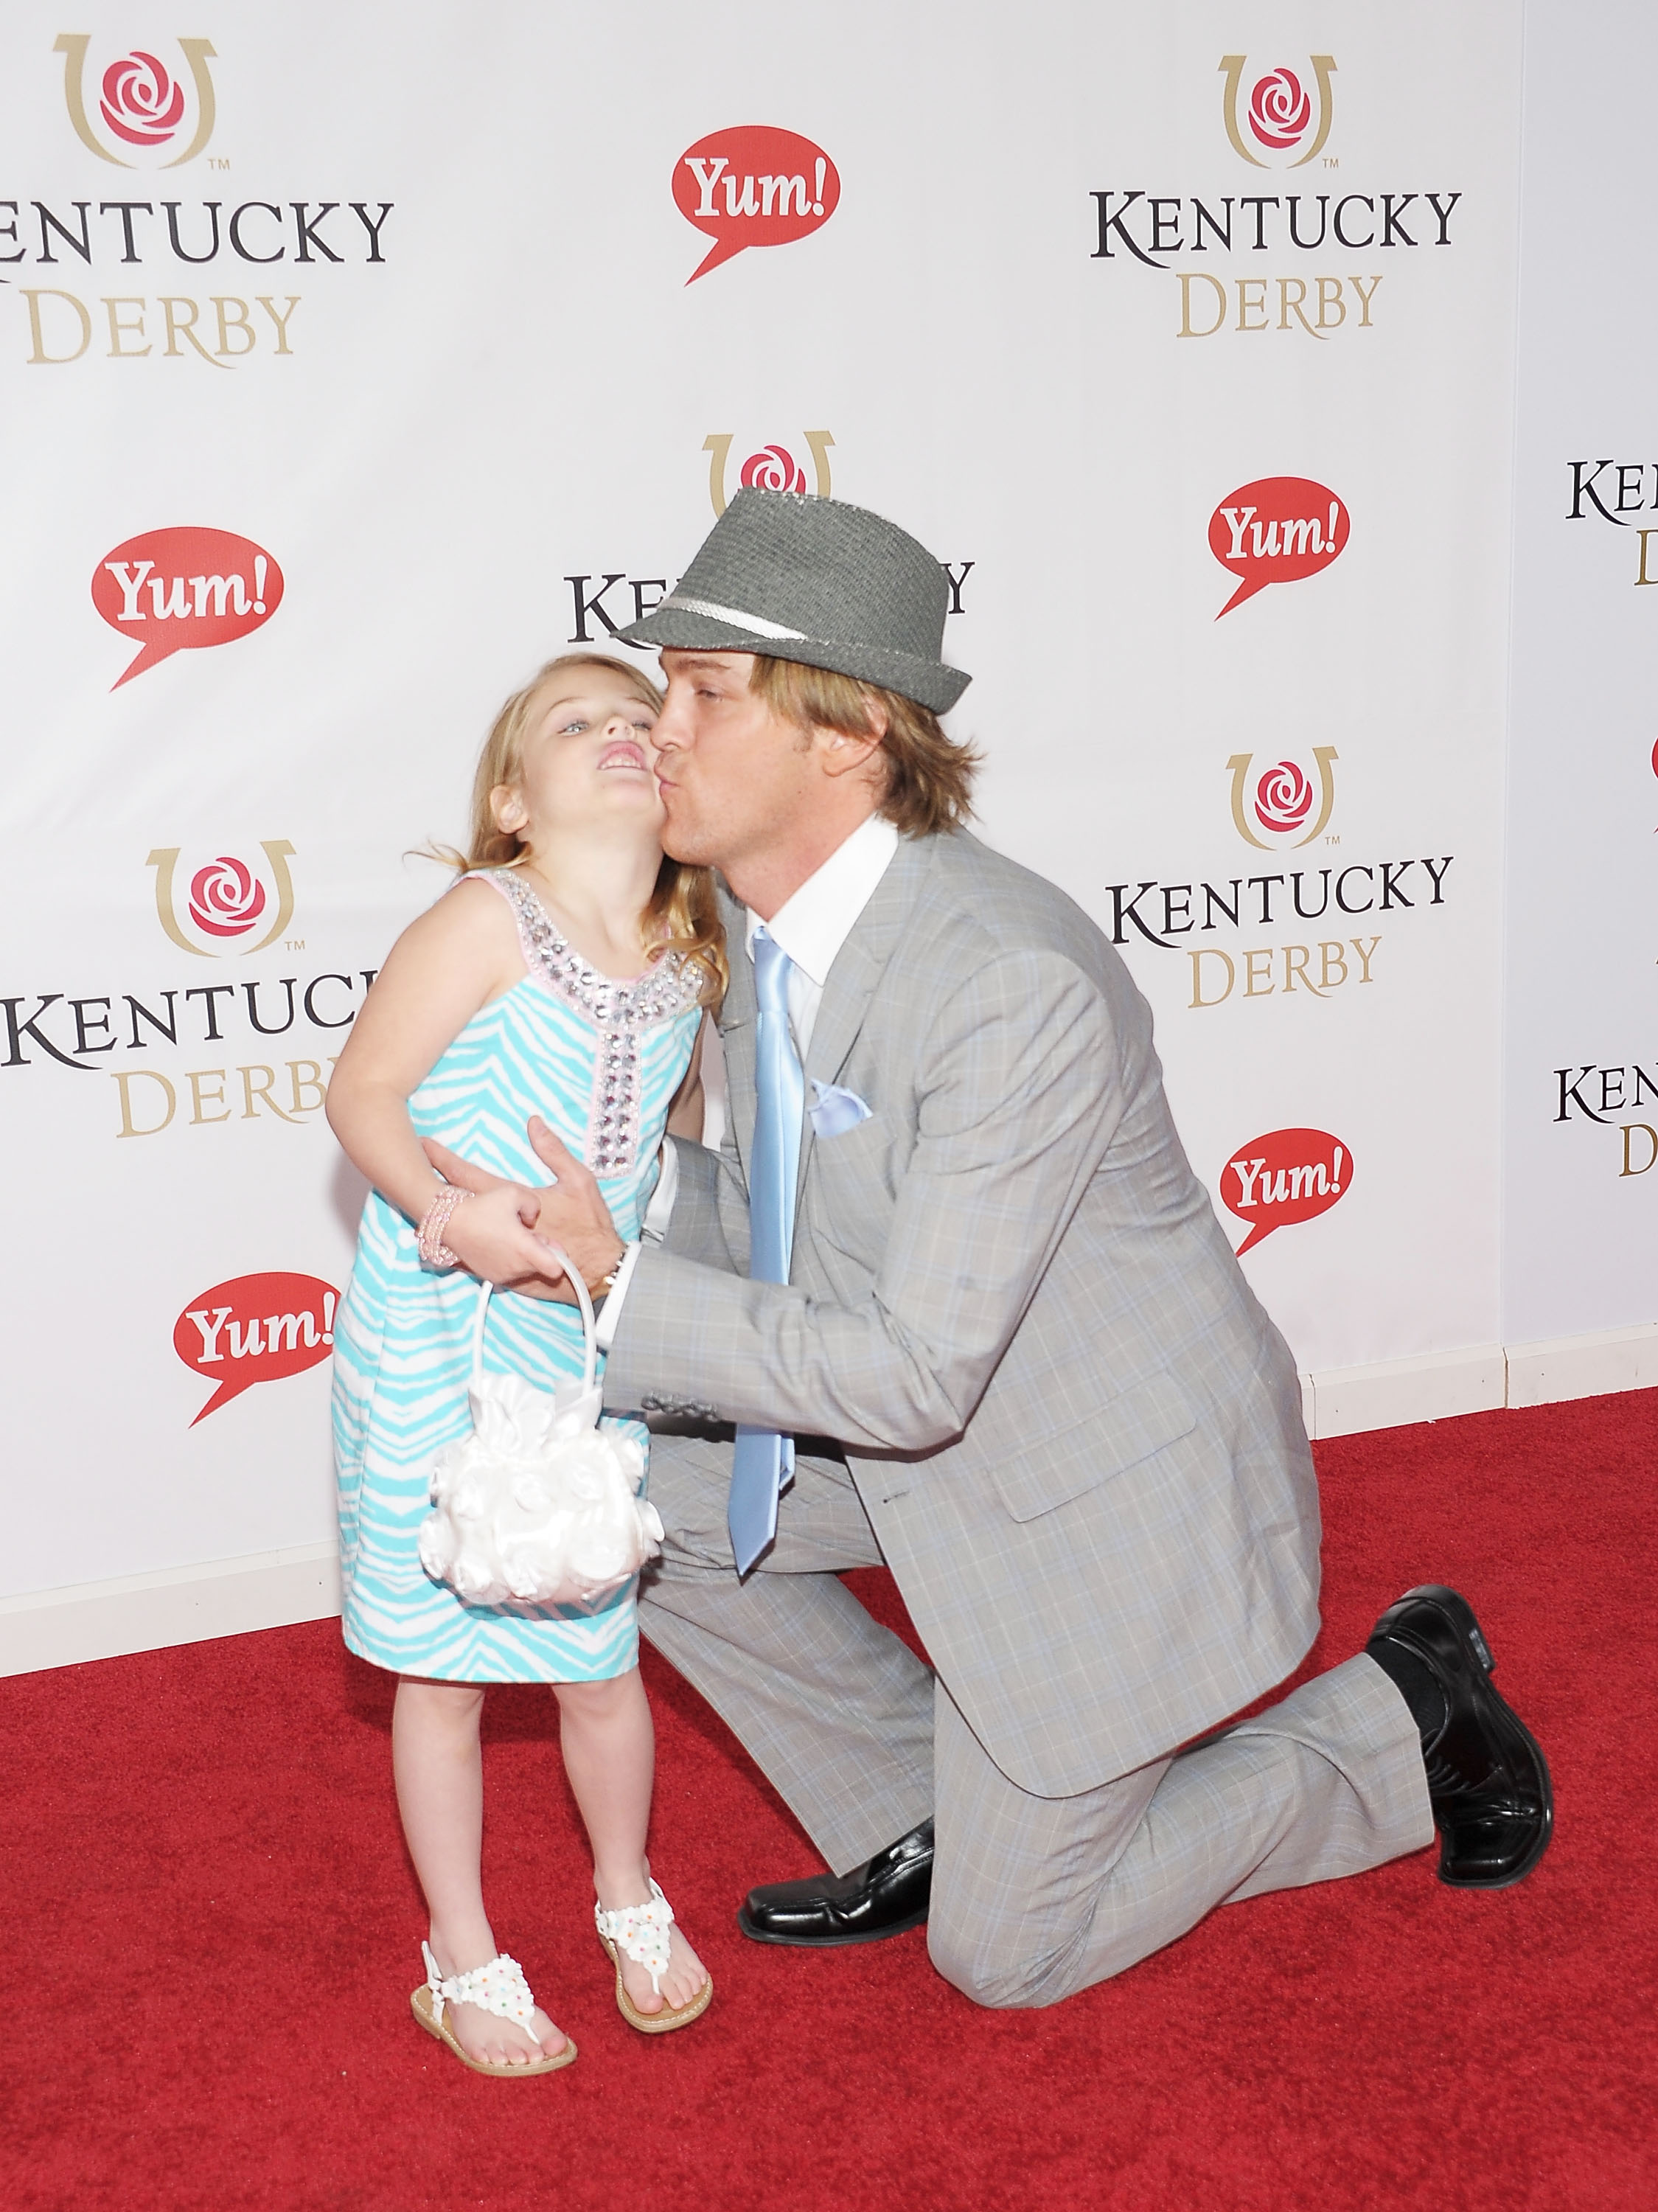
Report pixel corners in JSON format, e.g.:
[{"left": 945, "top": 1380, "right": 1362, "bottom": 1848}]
[{"left": 418, "top": 1263, "right": 663, "bottom": 1609}]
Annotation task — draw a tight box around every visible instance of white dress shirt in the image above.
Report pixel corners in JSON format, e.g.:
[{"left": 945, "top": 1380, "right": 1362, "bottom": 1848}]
[
  {"left": 596, "top": 812, "right": 899, "bottom": 1347},
  {"left": 743, "top": 810, "right": 899, "bottom": 1060}
]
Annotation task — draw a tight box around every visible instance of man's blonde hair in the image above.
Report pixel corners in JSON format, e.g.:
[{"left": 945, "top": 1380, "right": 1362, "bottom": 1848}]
[
  {"left": 441, "top": 652, "right": 726, "bottom": 1007},
  {"left": 748, "top": 655, "right": 978, "bottom": 837}
]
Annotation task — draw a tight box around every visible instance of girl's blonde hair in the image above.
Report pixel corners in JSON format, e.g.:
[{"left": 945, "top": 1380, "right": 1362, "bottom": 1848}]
[{"left": 441, "top": 653, "right": 726, "bottom": 1009}]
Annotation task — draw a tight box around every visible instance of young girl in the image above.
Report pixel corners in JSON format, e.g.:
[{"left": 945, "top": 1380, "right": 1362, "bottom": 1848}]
[{"left": 327, "top": 653, "right": 722, "bottom": 2076}]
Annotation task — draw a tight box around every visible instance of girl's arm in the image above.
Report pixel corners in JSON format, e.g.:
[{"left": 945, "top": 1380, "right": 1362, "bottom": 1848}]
[{"left": 327, "top": 878, "right": 566, "bottom": 1287}]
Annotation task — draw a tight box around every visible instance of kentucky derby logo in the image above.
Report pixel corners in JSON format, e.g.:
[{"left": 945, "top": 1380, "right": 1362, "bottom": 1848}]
[
  {"left": 53, "top": 33, "right": 217, "bottom": 167},
  {"left": 1219, "top": 55, "right": 1336, "bottom": 169},
  {"left": 1225, "top": 751, "right": 1339, "bottom": 851},
  {"left": 704, "top": 431, "right": 835, "bottom": 517},
  {"left": 146, "top": 841, "right": 296, "bottom": 958}
]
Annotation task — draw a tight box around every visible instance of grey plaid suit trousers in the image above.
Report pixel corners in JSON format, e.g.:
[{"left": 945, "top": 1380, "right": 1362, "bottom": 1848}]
[{"left": 607, "top": 831, "right": 1432, "bottom": 2007}]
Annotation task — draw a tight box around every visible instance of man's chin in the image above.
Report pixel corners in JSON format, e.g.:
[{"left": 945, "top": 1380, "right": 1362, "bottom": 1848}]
[{"left": 660, "top": 810, "right": 715, "bottom": 869}]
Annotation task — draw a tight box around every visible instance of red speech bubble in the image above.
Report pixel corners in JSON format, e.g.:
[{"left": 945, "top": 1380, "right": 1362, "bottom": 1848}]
[
  {"left": 1222, "top": 1128, "right": 1352, "bottom": 1255},
  {"left": 1209, "top": 477, "right": 1348, "bottom": 618},
  {"left": 92, "top": 526, "right": 284, "bottom": 689},
  {"left": 673, "top": 125, "right": 840, "bottom": 282},
  {"left": 174, "top": 1272, "right": 337, "bottom": 1425}
]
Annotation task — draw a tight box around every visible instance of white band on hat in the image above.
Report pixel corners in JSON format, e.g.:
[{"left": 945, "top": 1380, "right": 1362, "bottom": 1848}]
[{"left": 658, "top": 594, "right": 808, "bottom": 641}]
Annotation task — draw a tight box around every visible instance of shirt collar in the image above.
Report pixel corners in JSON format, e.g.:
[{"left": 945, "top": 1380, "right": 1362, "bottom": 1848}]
[{"left": 743, "top": 813, "right": 900, "bottom": 986}]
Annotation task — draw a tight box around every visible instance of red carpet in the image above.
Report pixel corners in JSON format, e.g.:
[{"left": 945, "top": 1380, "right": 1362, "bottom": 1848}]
[{"left": 6, "top": 1394, "right": 1655, "bottom": 2212}]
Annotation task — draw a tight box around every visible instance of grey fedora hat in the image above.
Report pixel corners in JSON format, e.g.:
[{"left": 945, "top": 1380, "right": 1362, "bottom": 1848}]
[{"left": 616, "top": 487, "right": 970, "bottom": 714}]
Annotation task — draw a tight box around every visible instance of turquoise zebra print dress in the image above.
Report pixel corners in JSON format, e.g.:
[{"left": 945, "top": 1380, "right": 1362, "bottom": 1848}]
[{"left": 332, "top": 869, "right": 703, "bottom": 1683}]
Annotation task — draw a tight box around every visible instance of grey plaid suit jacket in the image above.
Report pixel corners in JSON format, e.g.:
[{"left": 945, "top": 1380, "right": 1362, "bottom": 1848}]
[{"left": 603, "top": 829, "right": 1321, "bottom": 1798}]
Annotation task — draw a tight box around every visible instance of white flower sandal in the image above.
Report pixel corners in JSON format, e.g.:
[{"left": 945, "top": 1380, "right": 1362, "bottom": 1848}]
[
  {"left": 594, "top": 1879, "right": 714, "bottom": 2034},
  {"left": 410, "top": 1941, "right": 577, "bottom": 2078}
]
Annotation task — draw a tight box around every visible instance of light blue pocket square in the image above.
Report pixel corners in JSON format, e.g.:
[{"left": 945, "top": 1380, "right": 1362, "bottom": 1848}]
[{"left": 808, "top": 1079, "right": 873, "bottom": 1138}]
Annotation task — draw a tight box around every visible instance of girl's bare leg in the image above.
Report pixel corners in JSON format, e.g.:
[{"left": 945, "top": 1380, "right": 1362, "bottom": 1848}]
[
  {"left": 552, "top": 1667, "right": 708, "bottom": 2014},
  {"left": 392, "top": 1677, "right": 567, "bottom": 2065}
]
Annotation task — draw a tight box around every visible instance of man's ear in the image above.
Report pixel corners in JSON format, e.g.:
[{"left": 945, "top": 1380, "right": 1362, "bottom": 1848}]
[{"left": 814, "top": 691, "right": 888, "bottom": 782}]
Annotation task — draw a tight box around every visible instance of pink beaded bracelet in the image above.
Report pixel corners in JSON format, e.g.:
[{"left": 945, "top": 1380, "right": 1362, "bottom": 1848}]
[{"left": 416, "top": 1185, "right": 473, "bottom": 1270}]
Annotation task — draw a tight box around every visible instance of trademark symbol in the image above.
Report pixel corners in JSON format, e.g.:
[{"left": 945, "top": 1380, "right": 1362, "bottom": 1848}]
[
  {"left": 284, "top": 938, "right": 305, "bottom": 951},
  {"left": 1323, "top": 156, "right": 1339, "bottom": 169},
  {"left": 1324, "top": 834, "right": 1341, "bottom": 846},
  {"left": 208, "top": 156, "right": 231, "bottom": 171}
]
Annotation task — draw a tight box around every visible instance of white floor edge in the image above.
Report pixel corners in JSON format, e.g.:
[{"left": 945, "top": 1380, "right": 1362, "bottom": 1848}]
[
  {"left": 5, "top": 1321, "right": 1654, "bottom": 1679},
  {"left": 0, "top": 1543, "right": 343, "bottom": 1680}
]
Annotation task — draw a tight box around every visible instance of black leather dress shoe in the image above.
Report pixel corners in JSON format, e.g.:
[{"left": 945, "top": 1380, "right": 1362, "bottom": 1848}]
[
  {"left": 737, "top": 1820, "right": 934, "bottom": 1945},
  {"left": 1367, "top": 1584, "right": 1553, "bottom": 1889}
]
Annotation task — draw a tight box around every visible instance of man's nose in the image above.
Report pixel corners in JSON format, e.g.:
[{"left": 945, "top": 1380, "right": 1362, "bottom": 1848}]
[{"left": 652, "top": 694, "right": 692, "bottom": 752}]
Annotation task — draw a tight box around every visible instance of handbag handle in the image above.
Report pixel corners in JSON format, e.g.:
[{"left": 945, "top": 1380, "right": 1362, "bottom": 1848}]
[{"left": 467, "top": 1243, "right": 599, "bottom": 1398}]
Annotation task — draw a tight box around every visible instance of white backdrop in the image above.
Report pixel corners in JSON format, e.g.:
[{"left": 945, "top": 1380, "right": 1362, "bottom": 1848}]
[
  {"left": 0, "top": 1, "right": 1645, "bottom": 1644},
  {"left": 1503, "top": 0, "right": 1658, "bottom": 1345}
]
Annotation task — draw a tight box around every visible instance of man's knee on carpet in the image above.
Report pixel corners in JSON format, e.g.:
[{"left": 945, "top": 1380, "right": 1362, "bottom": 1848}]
[{"left": 926, "top": 1902, "right": 1152, "bottom": 2010}]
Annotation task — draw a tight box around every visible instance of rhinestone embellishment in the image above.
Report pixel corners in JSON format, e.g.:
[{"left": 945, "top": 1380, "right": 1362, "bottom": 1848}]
[{"left": 487, "top": 869, "right": 700, "bottom": 1174}]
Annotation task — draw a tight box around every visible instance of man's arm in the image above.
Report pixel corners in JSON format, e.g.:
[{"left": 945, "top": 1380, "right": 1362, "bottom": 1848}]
[
  {"left": 594, "top": 1133, "right": 750, "bottom": 1352},
  {"left": 421, "top": 1096, "right": 752, "bottom": 1326},
  {"left": 658, "top": 1133, "right": 750, "bottom": 1273},
  {"left": 602, "top": 948, "right": 1135, "bottom": 1453}
]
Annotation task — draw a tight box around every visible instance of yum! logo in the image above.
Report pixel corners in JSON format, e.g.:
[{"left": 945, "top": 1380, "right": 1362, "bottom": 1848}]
[
  {"left": 1209, "top": 477, "right": 1348, "bottom": 616},
  {"left": 1219, "top": 55, "right": 1336, "bottom": 169},
  {"left": 54, "top": 32, "right": 217, "bottom": 167},
  {"left": 674, "top": 125, "right": 839, "bottom": 282},
  {"left": 704, "top": 430, "right": 835, "bottom": 517},
  {"left": 1225, "top": 750, "right": 1339, "bottom": 851},
  {"left": 93, "top": 526, "right": 283, "bottom": 686},
  {"left": 1222, "top": 1127, "right": 1351, "bottom": 1254},
  {"left": 147, "top": 841, "right": 296, "bottom": 958},
  {"left": 175, "top": 1271, "right": 337, "bottom": 1423}
]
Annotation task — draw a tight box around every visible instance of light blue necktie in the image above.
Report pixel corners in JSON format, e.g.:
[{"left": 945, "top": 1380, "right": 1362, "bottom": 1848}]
[{"left": 728, "top": 926, "right": 804, "bottom": 1572}]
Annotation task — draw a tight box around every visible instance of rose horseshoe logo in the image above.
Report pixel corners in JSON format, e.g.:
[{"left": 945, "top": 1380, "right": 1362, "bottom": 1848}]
[
  {"left": 147, "top": 841, "right": 296, "bottom": 957},
  {"left": 1225, "top": 750, "right": 1339, "bottom": 850},
  {"left": 703, "top": 432, "right": 834, "bottom": 516},
  {"left": 54, "top": 34, "right": 217, "bottom": 167},
  {"left": 1219, "top": 54, "right": 1336, "bottom": 168}
]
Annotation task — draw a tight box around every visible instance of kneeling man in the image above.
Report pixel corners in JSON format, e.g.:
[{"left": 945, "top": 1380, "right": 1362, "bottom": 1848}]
[{"left": 445, "top": 487, "right": 1551, "bottom": 2007}]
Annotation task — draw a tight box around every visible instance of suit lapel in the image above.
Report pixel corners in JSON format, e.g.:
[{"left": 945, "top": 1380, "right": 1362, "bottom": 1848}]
[
  {"left": 714, "top": 838, "right": 935, "bottom": 1215},
  {"left": 793, "top": 834, "right": 933, "bottom": 1211},
  {"left": 713, "top": 882, "right": 757, "bottom": 1178}
]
